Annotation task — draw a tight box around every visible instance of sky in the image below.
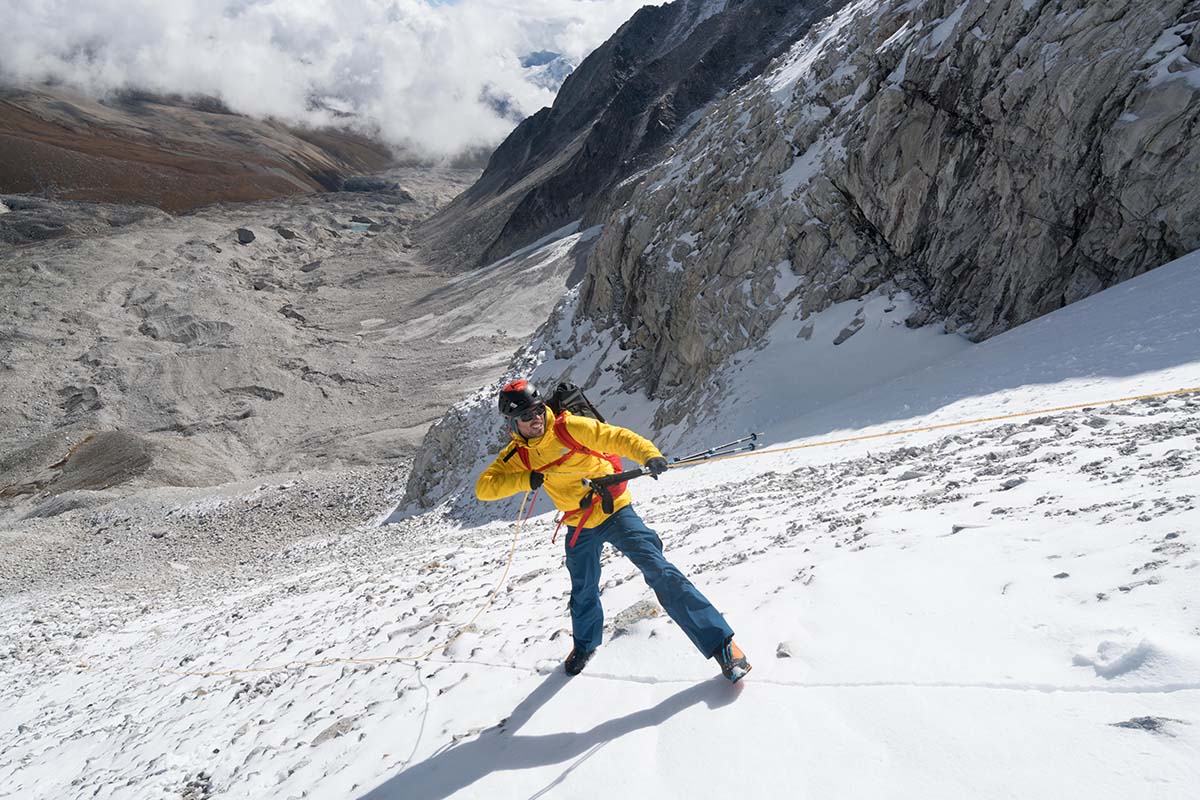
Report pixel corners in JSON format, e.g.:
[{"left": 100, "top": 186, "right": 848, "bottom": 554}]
[{"left": 0, "top": 0, "right": 649, "bottom": 156}]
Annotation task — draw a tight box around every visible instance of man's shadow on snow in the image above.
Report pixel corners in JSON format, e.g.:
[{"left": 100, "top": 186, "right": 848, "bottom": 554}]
[{"left": 359, "top": 672, "right": 740, "bottom": 800}]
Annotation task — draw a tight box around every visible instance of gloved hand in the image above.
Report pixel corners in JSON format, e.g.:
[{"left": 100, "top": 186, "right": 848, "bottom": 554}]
[
  {"left": 645, "top": 457, "right": 669, "bottom": 479},
  {"left": 529, "top": 470, "right": 544, "bottom": 491}
]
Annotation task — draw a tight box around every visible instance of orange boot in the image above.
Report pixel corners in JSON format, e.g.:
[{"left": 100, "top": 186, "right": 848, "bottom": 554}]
[{"left": 715, "top": 638, "right": 751, "bottom": 682}]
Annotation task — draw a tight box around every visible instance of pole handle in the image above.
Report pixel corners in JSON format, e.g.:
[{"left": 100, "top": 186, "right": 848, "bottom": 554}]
[{"left": 582, "top": 466, "right": 649, "bottom": 490}]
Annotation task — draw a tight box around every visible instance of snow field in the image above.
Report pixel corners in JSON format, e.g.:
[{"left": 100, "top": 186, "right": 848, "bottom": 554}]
[
  {"left": 4, "top": 253, "right": 1200, "bottom": 797},
  {"left": 5, "top": 388, "right": 1198, "bottom": 799}
]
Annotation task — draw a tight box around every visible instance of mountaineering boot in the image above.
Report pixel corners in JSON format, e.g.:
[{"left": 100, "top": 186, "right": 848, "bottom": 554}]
[
  {"left": 715, "top": 637, "right": 751, "bottom": 682},
  {"left": 564, "top": 646, "right": 595, "bottom": 676}
]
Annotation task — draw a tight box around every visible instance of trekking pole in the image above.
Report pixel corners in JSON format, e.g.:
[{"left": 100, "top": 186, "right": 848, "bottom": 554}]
[
  {"left": 673, "top": 442, "right": 758, "bottom": 465},
  {"left": 671, "top": 433, "right": 762, "bottom": 465},
  {"left": 577, "top": 434, "right": 764, "bottom": 493}
]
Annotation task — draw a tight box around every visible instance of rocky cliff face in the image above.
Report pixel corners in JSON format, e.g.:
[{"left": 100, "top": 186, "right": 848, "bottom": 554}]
[
  {"left": 401, "top": 0, "right": 1200, "bottom": 512},
  {"left": 580, "top": 0, "right": 1200, "bottom": 421},
  {"left": 419, "top": 0, "right": 841, "bottom": 270}
]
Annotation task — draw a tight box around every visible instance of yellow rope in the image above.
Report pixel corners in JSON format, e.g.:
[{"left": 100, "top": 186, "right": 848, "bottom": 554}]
[
  {"left": 88, "top": 382, "right": 1197, "bottom": 680},
  {"left": 541, "top": 384, "right": 1200, "bottom": 476},
  {"left": 156, "top": 490, "right": 533, "bottom": 679},
  {"left": 683, "top": 384, "right": 1200, "bottom": 468}
]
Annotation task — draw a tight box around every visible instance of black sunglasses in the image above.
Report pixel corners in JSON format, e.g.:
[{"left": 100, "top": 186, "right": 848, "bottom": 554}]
[{"left": 516, "top": 404, "right": 545, "bottom": 423}]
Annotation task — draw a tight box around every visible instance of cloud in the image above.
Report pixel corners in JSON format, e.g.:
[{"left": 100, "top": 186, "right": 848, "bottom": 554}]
[{"left": 0, "top": 0, "right": 647, "bottom": 156}]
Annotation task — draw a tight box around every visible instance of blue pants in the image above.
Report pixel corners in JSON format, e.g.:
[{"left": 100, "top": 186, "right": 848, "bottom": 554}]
[{"left": 564, "top": 505, "right": 734, "bottom": 658}]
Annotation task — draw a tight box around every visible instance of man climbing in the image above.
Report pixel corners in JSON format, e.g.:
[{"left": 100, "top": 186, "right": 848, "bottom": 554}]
[{"left": 475, "top": 379, "right": 751, "bottom": 682}]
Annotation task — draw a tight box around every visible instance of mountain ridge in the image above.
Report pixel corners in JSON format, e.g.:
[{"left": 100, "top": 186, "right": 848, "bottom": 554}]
[
  {"left": 419, "top": 0, "right": 841, "bottom": 270},
  {"left": 0, "top": 86, "right": 397, "bottom": 213}
]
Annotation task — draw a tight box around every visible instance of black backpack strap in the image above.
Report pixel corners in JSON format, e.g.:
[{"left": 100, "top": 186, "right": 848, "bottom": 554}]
[
  {"left": 550, "top": 382, "right": 606, "bottom": 423},
  {"left": 585, "top": 397, "right": 606, "bottom": 424}
]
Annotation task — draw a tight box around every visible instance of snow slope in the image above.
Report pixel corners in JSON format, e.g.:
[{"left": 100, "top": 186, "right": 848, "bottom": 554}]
[{"left": 3, "top": 252, "right": 1200, "bottom": 798}]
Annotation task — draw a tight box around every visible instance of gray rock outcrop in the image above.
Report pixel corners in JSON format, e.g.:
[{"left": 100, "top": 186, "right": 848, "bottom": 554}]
[{"left": 579, "top": 0, "right": 1200, "bottom": 416}]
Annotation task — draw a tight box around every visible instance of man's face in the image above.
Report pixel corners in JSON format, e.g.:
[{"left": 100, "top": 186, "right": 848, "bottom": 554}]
[{"left": 514, "top": 405, "right": 546, "bottom": 438}]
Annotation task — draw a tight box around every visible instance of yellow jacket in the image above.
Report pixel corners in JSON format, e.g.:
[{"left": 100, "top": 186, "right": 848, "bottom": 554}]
[{"left": 475, "top": 408, "right": 663, "bottom": 529}]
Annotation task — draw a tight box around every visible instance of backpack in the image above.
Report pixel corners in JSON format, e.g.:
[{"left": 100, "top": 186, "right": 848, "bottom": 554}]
[{"left": 545, "top": 382, "right": 605, "bottom": 422}]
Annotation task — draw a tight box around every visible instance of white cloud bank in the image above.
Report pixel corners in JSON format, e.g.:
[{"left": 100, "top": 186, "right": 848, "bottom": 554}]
[{"left": 0, "top": 0, "right": 649, "bottom": 156}]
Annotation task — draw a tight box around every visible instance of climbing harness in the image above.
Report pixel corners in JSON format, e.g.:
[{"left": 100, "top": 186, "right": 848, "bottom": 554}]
[{"left": 509, "top": 410, "right": 629, "bottom": 548}]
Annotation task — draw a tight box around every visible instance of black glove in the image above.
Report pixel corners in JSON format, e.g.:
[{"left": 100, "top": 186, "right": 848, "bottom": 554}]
[
  {"left": 646, "top": 457, "right": 669, "bottom": 479},
  {"left": 529, "top": 470, "right": 544, "bottom": 491}
]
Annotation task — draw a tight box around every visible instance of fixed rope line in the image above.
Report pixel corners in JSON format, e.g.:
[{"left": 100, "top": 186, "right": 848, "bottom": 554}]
[
  {"left": 681, "top": 384, "right": 1200, "bottom": 469},
  {"left": 539, "top": 384, "right": 1200, "bottom": 478},
  {"left": 131, "top": 383, "right": 1198, "bottom": 680},
  {"left": 157, "top": 490, "right": 533, "bottom": 679}
]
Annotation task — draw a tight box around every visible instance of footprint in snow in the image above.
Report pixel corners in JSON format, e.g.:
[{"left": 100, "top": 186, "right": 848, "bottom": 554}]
[{"left": 535, "top": 658, "right": 561, "bottom": 675}]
